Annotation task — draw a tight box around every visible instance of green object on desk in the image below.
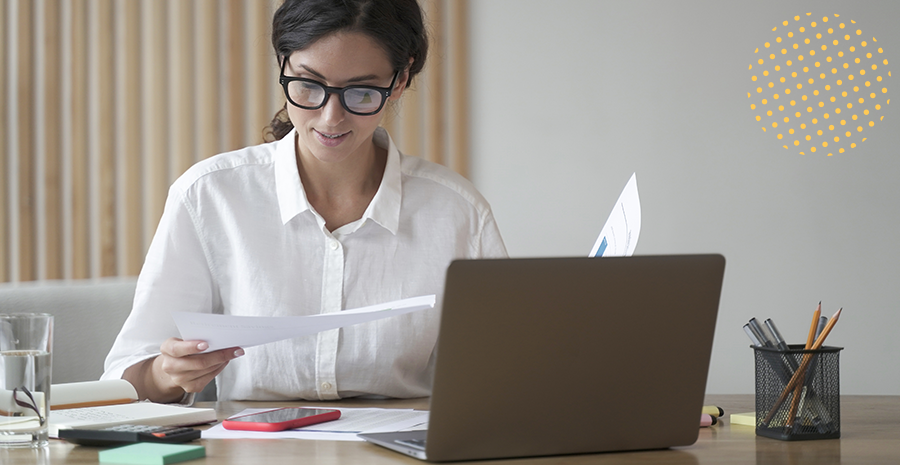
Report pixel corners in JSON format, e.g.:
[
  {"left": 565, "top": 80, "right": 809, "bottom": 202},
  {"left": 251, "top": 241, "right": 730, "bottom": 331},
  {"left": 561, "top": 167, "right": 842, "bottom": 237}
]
[{"left": 98, "top": 443, "right": 206, "bottom": 465}]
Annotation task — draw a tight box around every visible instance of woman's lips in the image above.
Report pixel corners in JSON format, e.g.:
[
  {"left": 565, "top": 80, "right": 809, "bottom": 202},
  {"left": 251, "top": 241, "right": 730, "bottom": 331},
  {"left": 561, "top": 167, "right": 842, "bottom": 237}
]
[{"left": 315, "top": 129, "right": 349, "bottom": 147}]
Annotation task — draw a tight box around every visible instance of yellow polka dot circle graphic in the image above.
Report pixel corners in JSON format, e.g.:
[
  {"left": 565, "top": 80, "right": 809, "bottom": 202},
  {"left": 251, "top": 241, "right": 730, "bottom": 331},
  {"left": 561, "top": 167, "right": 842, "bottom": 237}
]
[{"left": 749, "top": 13, "right": 892, "bottom": 156}]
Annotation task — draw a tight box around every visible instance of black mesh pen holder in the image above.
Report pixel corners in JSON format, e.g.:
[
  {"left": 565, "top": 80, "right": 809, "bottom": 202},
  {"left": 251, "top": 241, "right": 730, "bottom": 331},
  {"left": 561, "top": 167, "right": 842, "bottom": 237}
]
[{"left": 753, "top": 344, "right": 842, "bottom": 441}]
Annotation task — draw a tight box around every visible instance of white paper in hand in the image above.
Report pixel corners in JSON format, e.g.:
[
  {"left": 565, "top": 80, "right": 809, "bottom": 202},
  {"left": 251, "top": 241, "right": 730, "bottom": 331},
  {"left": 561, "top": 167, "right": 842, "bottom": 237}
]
[{"left": 172, "top": 295, "right": 435, "bottom": 352}]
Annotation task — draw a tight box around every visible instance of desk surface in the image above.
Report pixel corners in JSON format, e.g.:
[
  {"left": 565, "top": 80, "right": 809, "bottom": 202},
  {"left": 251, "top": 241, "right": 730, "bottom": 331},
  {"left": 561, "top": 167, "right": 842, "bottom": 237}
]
[{"left": 3, "top": 395, "right": 898, "bottom": 464}]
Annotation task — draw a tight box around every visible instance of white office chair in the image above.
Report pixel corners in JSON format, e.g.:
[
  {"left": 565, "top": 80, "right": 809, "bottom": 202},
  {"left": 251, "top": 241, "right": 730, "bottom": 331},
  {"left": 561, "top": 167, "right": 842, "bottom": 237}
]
[{"left": 0, "top": 278, "right": 137, "bottom": 384}]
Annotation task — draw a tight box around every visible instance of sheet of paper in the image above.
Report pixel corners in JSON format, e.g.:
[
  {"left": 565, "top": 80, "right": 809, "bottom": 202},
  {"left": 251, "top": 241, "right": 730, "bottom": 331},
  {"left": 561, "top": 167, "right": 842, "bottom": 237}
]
[
  {"left": 589, "top": 172, "right": 641, "bottom": 257},
  {"left": 201, "top": 407, "right": 429, "bottom": 441},
  {"left": 172, "top": 295, "right": 435, "bottom": 352}
]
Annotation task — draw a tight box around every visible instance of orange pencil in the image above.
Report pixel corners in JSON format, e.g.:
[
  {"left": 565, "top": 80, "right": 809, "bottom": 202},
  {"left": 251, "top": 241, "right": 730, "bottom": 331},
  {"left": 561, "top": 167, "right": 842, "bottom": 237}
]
[
  {"left": 763, "top": 307, "right": 843, "bottom": 427},
  {"left": 786, "top": 302, "right": 823, "bottom": 425}
]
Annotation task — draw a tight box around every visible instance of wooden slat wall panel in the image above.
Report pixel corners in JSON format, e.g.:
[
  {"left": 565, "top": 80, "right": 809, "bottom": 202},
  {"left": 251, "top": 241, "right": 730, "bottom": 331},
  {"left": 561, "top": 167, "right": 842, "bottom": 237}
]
[{"left": 0, "top": 0, "right": 469, "bottom": 283}]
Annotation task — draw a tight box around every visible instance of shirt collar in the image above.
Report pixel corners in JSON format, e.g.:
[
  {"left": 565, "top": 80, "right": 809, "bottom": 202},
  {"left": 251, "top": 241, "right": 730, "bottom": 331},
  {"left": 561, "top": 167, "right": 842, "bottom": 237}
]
[{"left": 274, "top": 127, "right": 402, "bottom": 234}]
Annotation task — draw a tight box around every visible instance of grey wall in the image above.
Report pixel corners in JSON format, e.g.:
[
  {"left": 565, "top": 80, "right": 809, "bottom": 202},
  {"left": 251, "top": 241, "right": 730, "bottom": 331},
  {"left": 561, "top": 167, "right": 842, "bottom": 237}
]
[{"left": 468, "top": 0, "right": 899, "bottom": 394}]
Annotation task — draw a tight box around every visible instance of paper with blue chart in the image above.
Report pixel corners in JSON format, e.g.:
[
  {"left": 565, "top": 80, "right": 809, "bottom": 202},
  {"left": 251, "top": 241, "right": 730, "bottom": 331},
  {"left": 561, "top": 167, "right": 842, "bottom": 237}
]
[{"left": 588, "top": 173, "right": 641, "bottom": 257}]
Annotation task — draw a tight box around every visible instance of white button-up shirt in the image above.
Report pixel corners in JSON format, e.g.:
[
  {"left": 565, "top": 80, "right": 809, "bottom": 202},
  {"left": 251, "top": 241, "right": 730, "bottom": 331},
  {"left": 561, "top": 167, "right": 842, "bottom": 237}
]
[{"left": 102, "top": 127, "right": 507, "bottom": 401}]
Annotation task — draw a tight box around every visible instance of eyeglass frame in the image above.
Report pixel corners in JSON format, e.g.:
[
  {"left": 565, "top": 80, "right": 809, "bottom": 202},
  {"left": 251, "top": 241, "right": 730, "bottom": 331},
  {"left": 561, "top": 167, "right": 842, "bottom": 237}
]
[{"left": 279, "top": 56, "right": 400, "bottom": 116}]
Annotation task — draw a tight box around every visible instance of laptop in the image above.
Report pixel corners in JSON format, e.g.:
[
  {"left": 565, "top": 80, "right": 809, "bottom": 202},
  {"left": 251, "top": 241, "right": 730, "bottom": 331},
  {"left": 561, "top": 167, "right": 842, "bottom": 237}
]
[{"left": 359, "top": 254, "right": 725, "bottom": 462}]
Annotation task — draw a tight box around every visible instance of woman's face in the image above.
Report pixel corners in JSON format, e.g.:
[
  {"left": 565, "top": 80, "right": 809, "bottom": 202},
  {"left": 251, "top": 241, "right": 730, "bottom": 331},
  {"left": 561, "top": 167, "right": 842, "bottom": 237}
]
[{"left": 282, "top": 32, "right": 407, "bottom": 167}]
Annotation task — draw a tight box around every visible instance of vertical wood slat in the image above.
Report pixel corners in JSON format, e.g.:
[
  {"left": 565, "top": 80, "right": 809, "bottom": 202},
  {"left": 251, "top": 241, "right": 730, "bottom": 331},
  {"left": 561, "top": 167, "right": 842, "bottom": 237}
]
[
  {"left": 195, "top": 0, "right": 219, "bottom": 166},
  {"left": 42, "top": 0, "right": 63, "bottom": 279},
  {"left": 70, "top": 0, "right": 89, "bottom": 279},
  {"left": 448, "top": 0, "right": 469, "bottom": 178},
  {"left": 18, "top": 0, "right": 35, "bottom": 282},
  {"left": 142, "top": 0, "right": 167, "bottom": 250},
  {"left": 96, "top": 0, "right": 116, "bottom": 276},
  {"left": 116, "top": 0, "right": 143, "bottom": 276},
  {"left": 1, "top": 0, "right": 11, "bottom": 282},
  {"left": 424, "top": 0, "right": 444, "bottom": 166}
]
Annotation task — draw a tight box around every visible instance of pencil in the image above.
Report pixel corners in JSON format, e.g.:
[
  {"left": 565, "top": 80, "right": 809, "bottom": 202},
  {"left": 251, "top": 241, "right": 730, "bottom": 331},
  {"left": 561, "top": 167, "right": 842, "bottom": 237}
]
[
  {"left": 786, "top": 302, "right": 823, "bottom": 426},
  {"left": 763, "top": 307, "right": 843, "bottom": 427}
]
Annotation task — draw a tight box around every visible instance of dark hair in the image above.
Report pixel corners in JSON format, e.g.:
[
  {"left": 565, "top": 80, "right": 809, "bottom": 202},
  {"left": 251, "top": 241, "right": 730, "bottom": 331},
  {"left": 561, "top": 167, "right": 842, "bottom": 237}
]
[{"left": 263, "top": 0, "right": 428, "bottom": 141}]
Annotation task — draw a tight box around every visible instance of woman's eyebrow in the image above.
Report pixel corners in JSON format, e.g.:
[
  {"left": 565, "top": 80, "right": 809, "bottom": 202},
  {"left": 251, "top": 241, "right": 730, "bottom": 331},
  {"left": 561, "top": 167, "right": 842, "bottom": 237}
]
[{"left": 299, "top": 64, "right": 381, "bottom": 83}]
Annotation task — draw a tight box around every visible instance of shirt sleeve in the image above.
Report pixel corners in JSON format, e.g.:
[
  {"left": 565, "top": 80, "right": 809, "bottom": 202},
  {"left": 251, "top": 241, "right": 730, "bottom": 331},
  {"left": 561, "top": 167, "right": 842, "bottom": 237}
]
[
  {"left": 478, "top": 208, "right": 509, "bottom": 259},
  {"left": 101, "top": 185, "right": 218, "bottom": 381}
]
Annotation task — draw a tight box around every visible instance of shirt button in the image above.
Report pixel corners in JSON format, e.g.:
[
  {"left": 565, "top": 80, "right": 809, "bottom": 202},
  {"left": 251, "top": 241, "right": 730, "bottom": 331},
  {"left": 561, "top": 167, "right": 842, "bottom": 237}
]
[
  {"left": 329, "top": 240, "right": 339, "bottom": 250},
  {"left": 321, "top": 382, "right": 332, "bottom": 390}
]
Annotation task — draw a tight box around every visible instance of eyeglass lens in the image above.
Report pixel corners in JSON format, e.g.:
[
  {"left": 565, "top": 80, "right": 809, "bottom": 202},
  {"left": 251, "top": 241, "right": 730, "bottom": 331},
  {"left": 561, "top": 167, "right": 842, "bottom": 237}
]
[{"left": 286, "top": 81, "right": 384, "bottom": 115}]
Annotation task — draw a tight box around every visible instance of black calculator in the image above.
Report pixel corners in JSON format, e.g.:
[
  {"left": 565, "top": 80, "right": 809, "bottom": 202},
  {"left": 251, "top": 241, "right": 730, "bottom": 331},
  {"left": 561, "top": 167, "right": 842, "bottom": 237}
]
[{"left": 58, "top": 424, "right": 201, "bottom": 446}]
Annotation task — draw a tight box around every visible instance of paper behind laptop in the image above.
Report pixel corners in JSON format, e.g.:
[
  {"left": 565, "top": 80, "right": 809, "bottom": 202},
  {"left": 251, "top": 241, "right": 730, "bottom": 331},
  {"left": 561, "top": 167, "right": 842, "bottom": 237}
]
[
  {"left": 172, "top": 295, "right": 435, "bottom": 352},
  {"left": 589, "top": 172, "right": 640, "bottom": 257}
]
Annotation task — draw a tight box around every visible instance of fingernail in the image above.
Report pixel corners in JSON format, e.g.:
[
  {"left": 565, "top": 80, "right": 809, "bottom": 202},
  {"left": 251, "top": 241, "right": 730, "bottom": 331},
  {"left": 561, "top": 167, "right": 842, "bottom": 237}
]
[
  {"left": 234, "top": 348, "right": 245, "bottom": 357},
  {"left": 197, "top": 342, "right": 209, "bottom": 351}
]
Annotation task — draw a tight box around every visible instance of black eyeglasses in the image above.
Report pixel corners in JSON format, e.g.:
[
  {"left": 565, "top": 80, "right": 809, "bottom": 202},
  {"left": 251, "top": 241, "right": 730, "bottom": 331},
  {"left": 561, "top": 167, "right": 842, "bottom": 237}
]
[{"left": 279, "top": 58, "right": 398, "bottom": 116}]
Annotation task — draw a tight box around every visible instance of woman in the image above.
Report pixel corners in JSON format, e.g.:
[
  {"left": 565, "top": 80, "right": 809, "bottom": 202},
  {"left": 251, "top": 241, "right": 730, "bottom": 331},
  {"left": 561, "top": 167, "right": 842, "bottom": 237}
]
[{"left": 102, "top": 0, "right": 506, "bottom": 403}]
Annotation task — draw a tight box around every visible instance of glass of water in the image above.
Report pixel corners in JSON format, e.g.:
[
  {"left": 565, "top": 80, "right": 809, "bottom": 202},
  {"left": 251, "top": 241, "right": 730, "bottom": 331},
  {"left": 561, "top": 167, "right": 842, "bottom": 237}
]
[{"left": 1, "top": 314, "right": 53, "bottom": 448}]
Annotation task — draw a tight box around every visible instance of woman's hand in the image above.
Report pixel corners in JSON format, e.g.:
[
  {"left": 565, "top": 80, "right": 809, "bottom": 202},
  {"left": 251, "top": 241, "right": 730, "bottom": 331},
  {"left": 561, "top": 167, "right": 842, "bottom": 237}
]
[{"left": 124, "top": 338, "right": 244, "bottom": 403}]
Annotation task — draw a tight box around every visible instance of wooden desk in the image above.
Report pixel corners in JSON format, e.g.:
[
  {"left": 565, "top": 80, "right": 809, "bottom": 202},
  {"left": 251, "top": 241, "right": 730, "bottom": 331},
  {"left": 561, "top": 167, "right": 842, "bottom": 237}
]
[{"left": 3, "top": 395, "right": 898, "bottom": 464}]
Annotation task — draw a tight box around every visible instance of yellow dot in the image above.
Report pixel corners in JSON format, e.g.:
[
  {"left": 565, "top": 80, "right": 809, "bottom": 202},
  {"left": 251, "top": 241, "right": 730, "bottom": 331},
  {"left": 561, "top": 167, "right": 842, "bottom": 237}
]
[
  {"left": 858, "top": 126, "right": 863, "bottom": 131},
  {"left": 784, "top": 116, "right": 790, "bottom": 123},
  {"left": 879, "top": 47, "right": 884, "bottom": 53},
  {"left": 817, "top": 129, "right": 823, "bottom": 135},
  {"left": 876, "top": 104, "right": 881, "bottom": 110},
  {"left": 812, "top": 147, "right": 817, "bottom": 152},
  {"left": 859, "top": 97, "right": 865, "bottom": 103},
  {"left": 834, "top": 136, "right": 840, "bottom": 142},
  {"left": 777, "top": 37, "right": 783, "bottom": 43},
  {"left": 846, "top": 131, "right": 851, "bottom": 137},
  {"left": 765, "top": 42, "right": 771, "bottom": 48},
  {"left": 872, "top": 64, "right": 878, "bottom": 70},
  {"left": 847, "top": 102, "right": 853, "bottom": 108},
  {"left": 751, "top": 104, "right": 756, "bottom": 109},
  {"left": 864, "top": 109, "right": 869, "bottom": 115},
  {"left": 767, "top": 110, "right": 773, "bottom": 116},
  {"left": 775, "top": 65, "right": 781, "bottom": 71},
  {"left": 851, "top": 143, "right": 856, "bottom": 148},
  {"left": 789, "top": 32, "right": 794, "bottom": 37},
  {"left": 809, "top": 78, "right": 815, "bottom": 84},
  {"left": 862, "top": 41, "right": 867, "bottom": 47},
  {"left": 756, "top": 115, "right": 762, "bottom": 121},
  {"left": 759, "top": 59, "right": 764, "bottom": 65},
  {"left": 856, "top": 29, "right": 862, "bottom": 35},
  {"left": 819, "top": 101, "right": 825, "bottom": 107},
  {"left": 822, "top": 141, "right": 828, "bottom": 147},
  {"left": 773, "top": 122, "right": 779, "bottom": 128},
  {"left": 806, "top": 135, "right": 812, "bottom": 141},
  {"left": 802, "top": 95, "right": 807, "bottom": 101},
  {"left": 829, "top": 124, "right": 835, "bottom": 130},
  {"left": 838, "top": 51, "right": 844, "bottom": 57},
  {"left": 877, "top": 76, "right": 882, "bottom": 82},
  {"left": 792, "top": 72, "right": 798, "bottom": 78},
  {"left": 841, "top": 120, "right": 846, "bottom": 125},
  {"left": 769, "top": 82, "right": 775, "bottom": 87},
  {"left": 837, "top": 80, "right": 843, "bottom": 85},
  {"left": 807, "top": 106, "right": 813, "bottom": 112},
  {"left": 812, "top": 118, "right": 818, "bottom": 124},
  {"left": 770, "top": 54, "right": 776, "bottom": 59},
  {"left": 849, "top": 74, "right": 855, "bottom": 80},
  {"left": 865, "top": 81, "right": 871, "bottom": 87},
  {"left": 774, "top": 94, "right": 780, "bottom": 99},
  {"left": 794, "top": 140, "right": 800, "bottom": 146},
  {"left": 800, "top": 27, "right": 806, "bottom": 32},
  {"left": 824, "top": 113, "right": 830, "bottom": 119},
  {"left": 869, "top": 121, "right": 875, "bottom": 126},
  {"left": 884, "top": 59, "right": 889, "bottom": 65},
  {"left": 778, "top": 134, "right": 784, "bottom": 139},
  {"left": 884, "top": 88, "right": 888, "bottom": 93},
  {"left": 762, "top": 99, "right": 768, "bottom": 104},
  {"left": 780, "top": 77, "right": 786, "bottom": 83},
  {"left": 801, "top": 123, "right": 806, "bottom": 129},
  {"left": 793, "top": 43, "right": 799, "bottom": 49},
  {"left": 839, "top": 148, "right": 845, "bottom": 153},
  {"left": 852, "top": 114, "right": 858, "bottom": 120},
  {"left": 789, "top": 128, "right": 795, "bottom": 134},
  {"left": 821, "top": 74, "right": 827, "bottom": 80},
  {"left": 850, "top": 46, "right": 856, "bottom": 52},
  {"left": 840, "top": 23, "right": 845, "bottom": 29},
  {"left": 821, "top": 45, "right": 828, "bottom": 51},
  {"left": 779, "top": 105, "right": 785, "bottom": 111},
  {"left": 812, "top": 21, "right": 818, "bottom": 27},
  {"left": 871, "top": 92, "right": 877, "bottom": 98},
  {"left": 835, "top": 108, "right": 842, "bottom": 114},
  {"left": 787, "top": 60, "right": 793, "bottom": 66},
  {"left": 782, "top": 49, "right": 788, "bottom": 54},
  {"left": 843, "top": 63, "right": 849, "bottom": 69}
]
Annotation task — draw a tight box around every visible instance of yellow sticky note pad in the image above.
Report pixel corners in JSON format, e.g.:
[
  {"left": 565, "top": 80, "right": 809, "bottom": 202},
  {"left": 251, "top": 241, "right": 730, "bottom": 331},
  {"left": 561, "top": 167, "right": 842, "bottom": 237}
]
[{"left": 730, "top": 412, "right": 756, "bottom": 427}]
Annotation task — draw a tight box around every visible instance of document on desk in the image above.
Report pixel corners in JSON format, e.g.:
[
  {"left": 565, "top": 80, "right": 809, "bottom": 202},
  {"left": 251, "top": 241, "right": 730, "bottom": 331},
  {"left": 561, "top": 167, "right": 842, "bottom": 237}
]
[
  {"left": 589, "top": 172, "right": 641, "bottom": 257},
  {"left": 172, "top": 295, "right": 436, "bottom": 352},
  {"left": 201, "top": 407, "right": 429, "bottom": 441}
]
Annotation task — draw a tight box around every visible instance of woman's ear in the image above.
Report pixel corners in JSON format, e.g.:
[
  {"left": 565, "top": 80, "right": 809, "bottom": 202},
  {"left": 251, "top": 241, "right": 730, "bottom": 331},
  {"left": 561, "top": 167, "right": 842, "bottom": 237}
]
[{"left": 390, "top": 58, "right": 416, "bottom": 101}]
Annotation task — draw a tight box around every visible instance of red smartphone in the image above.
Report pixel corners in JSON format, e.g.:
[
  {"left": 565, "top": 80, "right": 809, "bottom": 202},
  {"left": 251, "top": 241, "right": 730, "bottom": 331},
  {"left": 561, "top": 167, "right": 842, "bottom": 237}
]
[{"left": 222, "top": 408, "right": 341, "bottom": 432}]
